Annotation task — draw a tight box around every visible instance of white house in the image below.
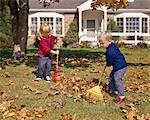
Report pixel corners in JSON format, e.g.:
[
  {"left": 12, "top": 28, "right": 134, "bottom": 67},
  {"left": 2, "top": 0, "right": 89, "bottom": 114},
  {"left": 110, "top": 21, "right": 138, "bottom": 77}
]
[{"left": 28, "top": 0, "right": 150, "bottom": 47}]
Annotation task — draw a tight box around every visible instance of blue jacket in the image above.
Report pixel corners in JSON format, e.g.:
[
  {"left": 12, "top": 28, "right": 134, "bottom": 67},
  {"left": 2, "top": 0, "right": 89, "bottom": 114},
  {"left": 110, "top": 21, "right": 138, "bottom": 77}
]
[{"left": 106, "top": 43, "right": 127, "bottom": 72}]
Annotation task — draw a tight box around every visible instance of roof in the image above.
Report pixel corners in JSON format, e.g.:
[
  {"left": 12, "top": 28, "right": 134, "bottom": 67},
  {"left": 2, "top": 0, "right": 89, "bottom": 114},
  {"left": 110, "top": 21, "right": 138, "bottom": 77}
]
[
  {"left": 29, "top": 0, "right": 87, "bottom": 12},
  {"left": 127, "top": 0, "right": 150, "bottom": 9},
  {"left": 29, "top": 0, "right": 150, "bottom": 12}
]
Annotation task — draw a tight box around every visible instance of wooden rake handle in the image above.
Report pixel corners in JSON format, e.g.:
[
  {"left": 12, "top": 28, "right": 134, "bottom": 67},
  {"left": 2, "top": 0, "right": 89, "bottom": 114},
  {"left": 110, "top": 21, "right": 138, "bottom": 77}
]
[
  {"left": 56, "top": 51, "right": 59, "bottom": 70},
  {"left": 98, "top": 65, "right": 106, "bottom": 86}
]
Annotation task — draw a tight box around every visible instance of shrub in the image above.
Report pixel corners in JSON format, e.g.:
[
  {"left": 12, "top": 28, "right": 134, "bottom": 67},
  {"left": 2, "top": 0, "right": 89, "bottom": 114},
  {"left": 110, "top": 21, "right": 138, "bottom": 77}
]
[
  {"left": 63, "top": 18, "right": 78, "bottom": 47},
  {"left": 34, "top": 36, "right": 40, "bottom": 48},
  {"left": 67, "top": 42, "right": 80, "bottom": 48},
  {"left": 137, "top": 42, "right": 148, "bottom": 48},
  {"left": 107, "top": 19, "right": 119, "bottom": 32},
  {"left": 0, "top": 6, "right": 11, "bottom": 39},
  {"left": 0, "top": 32, "right": 13, "bottom": 48},
  {"left": 80, "top": 41, "right": 91, "bottom": 48}
]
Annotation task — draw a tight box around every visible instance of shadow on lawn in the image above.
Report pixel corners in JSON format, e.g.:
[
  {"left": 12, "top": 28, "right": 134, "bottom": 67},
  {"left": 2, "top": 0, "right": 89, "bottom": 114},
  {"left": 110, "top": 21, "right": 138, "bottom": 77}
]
[
  {"left": 25, "top": 48, "right": 105, "bottom": 69},
  {"left": 61, "top": 49, "right": 105, "bottom": 59},
  {"left": 60, "top": 49, "right": 105, "bottom": 68},
  {"left": 64, "top": 62, "right": 91, "bottom": 68},
  {"left": 0, "top": 48, "right": 105, "bottom": 69},
  {"left": 128, "top": 62, "right": 150, "bottom": 66}
]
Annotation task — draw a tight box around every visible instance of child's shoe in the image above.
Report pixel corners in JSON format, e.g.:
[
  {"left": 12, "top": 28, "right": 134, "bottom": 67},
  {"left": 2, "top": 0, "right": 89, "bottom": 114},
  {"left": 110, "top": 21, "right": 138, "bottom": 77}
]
[
  {"left": 35, "top": 78, "right": 42, "bottom": 81},
  {"left": 116, "top": 97, "right": 125, "bottom": 104},
  {"left": 45, "top": 76, "right": 51, "bottom": 82},
  {"left": 114, "top": 91, "right": 119, "bottom": 95}
]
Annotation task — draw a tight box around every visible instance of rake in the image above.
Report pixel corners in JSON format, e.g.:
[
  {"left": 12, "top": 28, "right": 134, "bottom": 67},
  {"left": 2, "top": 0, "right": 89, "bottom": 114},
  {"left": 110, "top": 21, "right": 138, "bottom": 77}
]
[
  {"left": 86, "top": 65, "right": 106, "bottom": 101},
  {"left": 52, "top": 52, "right": 60, "bottom": 83}
]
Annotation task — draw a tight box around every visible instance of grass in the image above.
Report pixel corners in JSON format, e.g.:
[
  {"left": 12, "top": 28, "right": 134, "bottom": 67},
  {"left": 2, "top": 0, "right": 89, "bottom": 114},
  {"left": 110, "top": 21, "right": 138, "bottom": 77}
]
[{"left": 0, "top": 47, "right": 150, "bottom": 120}]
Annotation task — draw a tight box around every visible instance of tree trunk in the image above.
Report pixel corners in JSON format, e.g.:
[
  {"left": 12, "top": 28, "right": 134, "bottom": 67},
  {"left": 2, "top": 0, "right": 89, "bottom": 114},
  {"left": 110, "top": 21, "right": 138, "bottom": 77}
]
[
  {"left": 8, "top": 0, "right": 20, "bottom": 51},
  {"left": 8, "top": 0, "right": 29, "bottom": 60},
  {"left": 18, "top": 0, "right": 29, "bottom": 54}
]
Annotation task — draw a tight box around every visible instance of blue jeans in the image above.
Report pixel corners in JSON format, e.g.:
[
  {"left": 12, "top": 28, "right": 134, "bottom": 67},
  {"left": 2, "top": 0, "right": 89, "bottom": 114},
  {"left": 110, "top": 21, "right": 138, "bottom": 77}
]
[
  {"left": 109, "top": 67, "right": 128, "bottom": 97},
  {"left": 36, "top": 54, "right": 51, "bottom": 79}
]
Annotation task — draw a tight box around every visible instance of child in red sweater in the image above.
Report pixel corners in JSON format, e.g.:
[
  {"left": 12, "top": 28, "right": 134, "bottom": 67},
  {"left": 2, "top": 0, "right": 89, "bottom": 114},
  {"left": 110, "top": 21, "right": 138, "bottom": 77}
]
[{"left": 36, "top": 24, "right": 59, "bottom": 81}]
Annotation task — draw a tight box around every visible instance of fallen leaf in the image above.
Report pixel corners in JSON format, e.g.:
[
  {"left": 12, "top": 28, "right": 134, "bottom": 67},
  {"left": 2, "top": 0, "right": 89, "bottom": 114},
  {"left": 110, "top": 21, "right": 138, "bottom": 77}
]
[{"left": 126, "top": 110, "right": 137, "bottom": 120}]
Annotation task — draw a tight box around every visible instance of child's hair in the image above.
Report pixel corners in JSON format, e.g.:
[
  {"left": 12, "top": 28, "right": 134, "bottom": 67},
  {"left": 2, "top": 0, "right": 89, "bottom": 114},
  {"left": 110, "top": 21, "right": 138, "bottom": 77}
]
[
  {"left": 39, "top": 23, "right": 52, "bottom": 37},
  {"left": 98, "top": 31, "right": 112, "bottom": 43}
]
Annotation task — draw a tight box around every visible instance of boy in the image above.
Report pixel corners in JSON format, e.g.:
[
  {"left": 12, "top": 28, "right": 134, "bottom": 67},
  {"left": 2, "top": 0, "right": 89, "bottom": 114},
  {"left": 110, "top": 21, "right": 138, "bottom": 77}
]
[{"left": 98, "top": 31, "right": 128, "bottom": 104}]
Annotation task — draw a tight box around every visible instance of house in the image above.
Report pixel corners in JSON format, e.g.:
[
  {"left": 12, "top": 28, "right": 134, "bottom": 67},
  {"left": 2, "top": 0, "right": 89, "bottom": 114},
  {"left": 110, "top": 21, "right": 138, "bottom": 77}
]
[{"left": 28, "top": 0, "right": 150, "bottom": 47}]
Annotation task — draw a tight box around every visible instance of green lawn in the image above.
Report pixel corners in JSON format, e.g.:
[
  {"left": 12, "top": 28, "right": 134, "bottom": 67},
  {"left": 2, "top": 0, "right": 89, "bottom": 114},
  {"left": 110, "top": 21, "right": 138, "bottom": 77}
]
[{"left": 0, "top": 48, "right": 150, "bottom": 120}]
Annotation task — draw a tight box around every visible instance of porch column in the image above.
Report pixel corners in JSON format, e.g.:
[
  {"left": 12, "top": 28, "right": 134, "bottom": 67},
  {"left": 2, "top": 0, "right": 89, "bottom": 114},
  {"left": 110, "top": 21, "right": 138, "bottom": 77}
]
[
  {"left": 103, "top": 6, "right": 107, "bottom": 31},
  {"left": 79, "top": 10, "right": 82, "bottom": 43}
]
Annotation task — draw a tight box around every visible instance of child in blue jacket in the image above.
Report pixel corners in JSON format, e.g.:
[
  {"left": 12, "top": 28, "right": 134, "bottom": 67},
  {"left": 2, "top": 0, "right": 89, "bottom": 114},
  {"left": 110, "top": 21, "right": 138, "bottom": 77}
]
[{"left": 98, "top": 31, "right": 128, "bottom": 104}]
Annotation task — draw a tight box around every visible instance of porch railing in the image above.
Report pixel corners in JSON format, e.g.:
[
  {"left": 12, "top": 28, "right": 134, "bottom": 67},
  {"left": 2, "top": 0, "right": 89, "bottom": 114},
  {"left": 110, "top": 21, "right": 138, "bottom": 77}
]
[{"left": 79, "top": 32, "right": 150, "bottom": 45}]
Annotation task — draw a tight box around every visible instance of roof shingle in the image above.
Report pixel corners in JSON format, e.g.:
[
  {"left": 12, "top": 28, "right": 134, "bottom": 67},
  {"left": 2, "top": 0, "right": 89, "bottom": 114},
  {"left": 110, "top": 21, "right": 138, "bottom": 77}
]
[
  {"left": 29, "top": 0, "right": 150, "bottom": 11},
  {"left": 29, "top": 0, "right": 87, "bottom": 10}
]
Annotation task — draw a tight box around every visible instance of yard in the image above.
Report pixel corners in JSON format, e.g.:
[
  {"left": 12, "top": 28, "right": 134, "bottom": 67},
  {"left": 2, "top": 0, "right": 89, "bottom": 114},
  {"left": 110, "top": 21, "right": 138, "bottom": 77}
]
[{"left": 0, "top": 47, "right": 150, "bottom": 120}]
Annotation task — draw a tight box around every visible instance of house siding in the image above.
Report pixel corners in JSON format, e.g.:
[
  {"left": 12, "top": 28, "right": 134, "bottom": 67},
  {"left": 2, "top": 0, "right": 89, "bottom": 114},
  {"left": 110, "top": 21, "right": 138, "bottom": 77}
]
[{"left": 64, "top": 14, "right": 76, "bottom": 34}]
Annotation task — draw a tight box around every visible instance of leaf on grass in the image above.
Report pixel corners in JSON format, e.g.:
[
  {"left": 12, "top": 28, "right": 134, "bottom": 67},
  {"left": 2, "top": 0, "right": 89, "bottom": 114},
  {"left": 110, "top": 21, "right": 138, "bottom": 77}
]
[
  {"left": 90, "top": 69, "right": 100, "bottom": 73},
  {"left": 0, "top": 100, "right": 15, "bottom": 112},
  {"left": 3, "top": 111, "right": 15, "bottom": 118},
  {"left": 0, "top": 91, "right": 7, "bottom": 99},
  {"left": 6, "top": 80, "right": 14, "bottom": 86},
  {"left": 0, "top": 72, "right": 11, "bottom": 77},
  {"left": 23, "top": 85, "right": 42, "bottom": 95},
  {"left": 74, "top": 93, "right": 82, "bottom": 102},
  {"left": 60, "top": 113, "right": 73, "bottom": 120},
  {"left": 120, "top": 106, "right": 128, "bottom": 113},
  {"left": 51, "top": 99, "right": 66, "bottom": 109},
  {"left": 34, "top": 107, "right": 47, "bottom": 118},
  {"left": 126, "top": 110, "right": 137, "bottom": 120}
]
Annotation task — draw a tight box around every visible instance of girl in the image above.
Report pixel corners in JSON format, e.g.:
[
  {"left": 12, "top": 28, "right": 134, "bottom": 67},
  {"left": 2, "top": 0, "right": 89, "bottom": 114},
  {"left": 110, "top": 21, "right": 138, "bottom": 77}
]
[{"left": 36, "top": 24, "right": 59, "bottom": 81}]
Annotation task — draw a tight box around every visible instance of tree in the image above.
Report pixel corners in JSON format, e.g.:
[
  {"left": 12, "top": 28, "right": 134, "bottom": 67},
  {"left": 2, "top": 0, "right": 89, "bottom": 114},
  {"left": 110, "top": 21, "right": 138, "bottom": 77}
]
[
  {"left": 8, "top": 0, "right": 29, "bottom": 59},
  {"left": 0, "top": 0, "right": 29, "bottom": 60},
  {"left": 91, "top": 0, "right": 128, "bottom": 10}
]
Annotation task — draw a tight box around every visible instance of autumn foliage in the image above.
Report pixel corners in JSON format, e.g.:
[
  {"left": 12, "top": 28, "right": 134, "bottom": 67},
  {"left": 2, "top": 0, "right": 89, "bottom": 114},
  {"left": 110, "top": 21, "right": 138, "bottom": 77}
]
[
  {"left": 91, "top": 0, "right": 128, "bottom": 9},
  {"left": 39, "top": 0, "right": 128, "bottom": 9}
]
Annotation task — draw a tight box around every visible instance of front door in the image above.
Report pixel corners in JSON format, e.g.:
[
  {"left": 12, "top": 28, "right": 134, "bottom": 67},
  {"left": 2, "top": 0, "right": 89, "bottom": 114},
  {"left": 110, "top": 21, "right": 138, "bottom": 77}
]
[{"left": 87, "top": 20, "right": 96, "bottom": 35}]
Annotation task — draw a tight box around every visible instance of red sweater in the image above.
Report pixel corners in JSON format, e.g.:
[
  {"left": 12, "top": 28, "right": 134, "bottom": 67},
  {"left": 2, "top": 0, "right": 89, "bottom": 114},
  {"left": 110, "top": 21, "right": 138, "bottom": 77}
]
[{"left": 38, "top": 35, "right": 57, "bottom": 56}]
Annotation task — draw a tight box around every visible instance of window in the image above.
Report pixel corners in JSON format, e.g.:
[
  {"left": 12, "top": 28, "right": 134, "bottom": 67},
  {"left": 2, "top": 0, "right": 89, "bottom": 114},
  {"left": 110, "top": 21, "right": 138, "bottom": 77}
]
[
  {"left": 142, "top": 18, "right": 148, "bottom": 33},
  {"left": 116, "top": 18, "right": 123, "bottom": 32},
  {"left": 126, "top": 17, "right": 139, "bottom": 33},
  {"left": 56, "top": 18, "right": 62, "bottom": 35},
  {"left": 87, "top": 20, "right": 95, "bottom": 34},
  {"left": 40, "top": 17, "right": 54, "bottom": 31},
  {"left": 115, "top": 13, "right": 149, "bottom": 33},
  {"left": 31, "top": 17, "right": 37, "bottom": 35},
  {"left": 29, "top": 12, "right": 64, "bottom": 36},
  {"left": 87, "top": 20, "right": 95, "bottom": 31}
]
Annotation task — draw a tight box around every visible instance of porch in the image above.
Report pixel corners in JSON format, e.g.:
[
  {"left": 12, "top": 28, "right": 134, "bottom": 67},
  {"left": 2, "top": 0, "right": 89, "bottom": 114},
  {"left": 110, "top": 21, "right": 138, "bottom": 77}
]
[{"left": 77, "top": 0, "right": 107, "bottom": 44}]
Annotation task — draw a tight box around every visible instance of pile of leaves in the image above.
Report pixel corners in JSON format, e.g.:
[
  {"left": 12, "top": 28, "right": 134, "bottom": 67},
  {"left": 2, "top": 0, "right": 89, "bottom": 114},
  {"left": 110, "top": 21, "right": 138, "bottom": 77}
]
[{"left": 47, "top": 75, "right": 104, "bottom": 103}]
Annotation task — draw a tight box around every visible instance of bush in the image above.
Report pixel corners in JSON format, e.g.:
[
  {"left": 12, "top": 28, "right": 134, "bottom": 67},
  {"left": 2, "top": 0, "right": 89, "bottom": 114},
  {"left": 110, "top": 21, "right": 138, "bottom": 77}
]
[
  {"left": 107, "top": 19, "right": 119, "bottom": 32},
  {"left": 67, "top": 42, "right": 80, "bottom": 48},
  {"left": 137, "top": 42, "right": 148, "bottom": 48},
  {"left": 63, "top": 18, "right": 78, "bottom": 47},
  {"left": 0, "top": 6, "right": 11, "bottom": 39},
  {"left": 80, "top": 41, "right": 91, "bottom": 48},
  {"left": 34, "top": 36, "right": 40, "bottom": 48},
  {"left": 0, "top": 32, "right": 12, "bottom": 48}
]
